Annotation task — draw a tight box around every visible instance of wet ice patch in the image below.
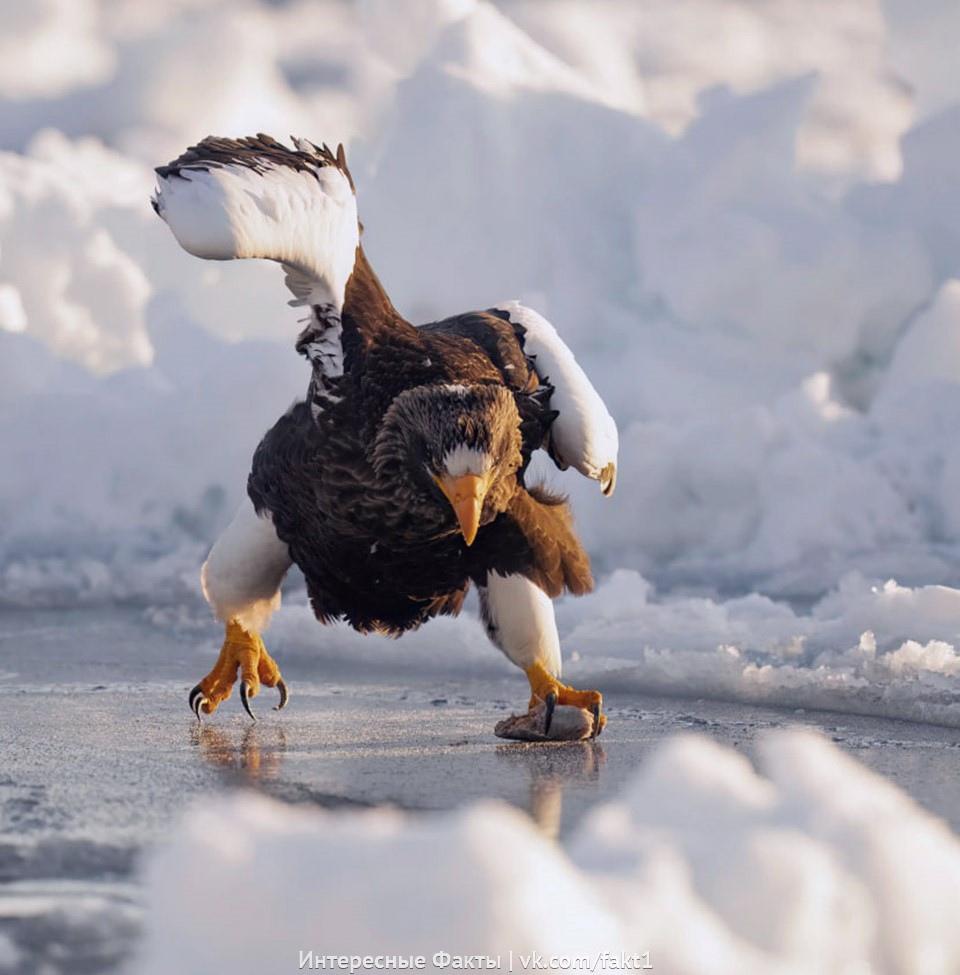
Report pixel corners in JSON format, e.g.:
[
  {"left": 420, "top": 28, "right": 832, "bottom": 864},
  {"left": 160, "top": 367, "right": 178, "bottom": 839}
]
[{"left": 0, "top": 880, "right": 141, "bottom": 975}]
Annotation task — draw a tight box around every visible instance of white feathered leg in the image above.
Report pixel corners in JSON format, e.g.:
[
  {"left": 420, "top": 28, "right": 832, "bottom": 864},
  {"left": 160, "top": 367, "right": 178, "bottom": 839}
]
[
  {"left": 479, "top": 572, "right": 604, "bottom": 738},
  {"left": 192, "top": 499, "right": 293, "bottom": 721},
  {"left": 201, "top": 499, "right": 292, "bottom": 633},
  {"left": 479, "top": 571, "right": 562, "bottom": 678}
]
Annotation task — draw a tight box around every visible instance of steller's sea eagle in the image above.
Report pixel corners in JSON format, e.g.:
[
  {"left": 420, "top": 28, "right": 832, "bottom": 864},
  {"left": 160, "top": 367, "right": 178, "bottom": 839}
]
[{"left": 152, "top": 134, "right": 618, "bottom": 740}]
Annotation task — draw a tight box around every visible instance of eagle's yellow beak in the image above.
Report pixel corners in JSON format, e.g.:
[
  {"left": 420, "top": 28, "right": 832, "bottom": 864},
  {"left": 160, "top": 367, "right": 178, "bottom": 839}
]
[{"left": 435, "top": 473, "right": 488, "bottom": 546}]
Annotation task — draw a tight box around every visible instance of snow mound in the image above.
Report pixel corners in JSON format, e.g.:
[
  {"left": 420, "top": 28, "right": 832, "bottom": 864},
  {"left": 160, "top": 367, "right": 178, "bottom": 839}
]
[
  {"left": 499, "top": 0, "right": 913, "bottom": 182},
  {"left": 0, "top": 132, "right": 153, "bottom": 374},
  {"left": 0, "top": 0, "right": 114, "bottom": 100},
  {"left": 137, "top": 730, "right": 960, "bottom": 974},
  {"left": 557, "top": 570, "right": 960, "bottom": 726}
]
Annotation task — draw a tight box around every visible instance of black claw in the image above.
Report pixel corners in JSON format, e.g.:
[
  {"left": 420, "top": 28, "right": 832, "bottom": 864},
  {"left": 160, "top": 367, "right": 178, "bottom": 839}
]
[
  {"left": 274, "top": 679, "right": 289, "bottom": 711},
  {"left": 239, "top": 681, "right": 257, "bottom": 722},
  {"left": 189, "top": 684, "right": 206, "bottom": 722},
  {"left": 591, "top": 702, "right": 602, "bottom": 739},
  {"left": 543, "top": 691, "right": 557, "bottom": 737}
]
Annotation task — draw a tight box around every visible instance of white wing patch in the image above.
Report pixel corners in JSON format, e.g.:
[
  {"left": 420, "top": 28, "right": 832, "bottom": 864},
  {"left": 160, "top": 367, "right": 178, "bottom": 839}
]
[
  {"left": 152, "top": 140, "right": 359, "bottom": 314},
  {"left": 497, "top": 301, "right": 618, "bottom": 495}
]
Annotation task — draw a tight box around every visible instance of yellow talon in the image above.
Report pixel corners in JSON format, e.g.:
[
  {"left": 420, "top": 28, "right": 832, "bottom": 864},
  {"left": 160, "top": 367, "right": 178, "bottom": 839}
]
[
  {"left": 524, "top": 660, "right": 606, "bottom": 736},
  {"left": 189, "top": 620, "right": 288, "bottom": 720}
]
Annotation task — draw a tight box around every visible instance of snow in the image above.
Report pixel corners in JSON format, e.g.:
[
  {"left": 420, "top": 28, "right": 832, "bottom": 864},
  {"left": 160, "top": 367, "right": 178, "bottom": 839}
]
[
  {"left": 499, "top": 0, "right": 913, "bottom": 183},
  {"left": 0, "top": 932, "right": 21, "bottom": 970},
  {"left": 0, "top": 132, "right": 153, "bottom": 373},
  {"left": 0, "top": 0, "right": 114, "bottom": 100},
  {"left": 555, "top": 570, "right": 960, "bottom": 725},
  {"left": 3, "top": 0, "right": 960, "bottom": 729},
  {"left": 137, "top": 729, "right": 960, "bottom": 973}
]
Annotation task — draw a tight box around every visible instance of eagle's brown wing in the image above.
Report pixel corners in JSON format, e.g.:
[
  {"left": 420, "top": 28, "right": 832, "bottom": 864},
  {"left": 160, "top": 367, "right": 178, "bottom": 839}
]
[{"left": 466, "top": 484, "right": 593, "bottom": 598}]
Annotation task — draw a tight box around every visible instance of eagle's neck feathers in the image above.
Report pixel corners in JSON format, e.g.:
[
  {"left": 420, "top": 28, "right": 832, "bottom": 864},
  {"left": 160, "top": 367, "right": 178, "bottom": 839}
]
[{"left": 341, "top": 245, "right": 405, "bottom": 345}]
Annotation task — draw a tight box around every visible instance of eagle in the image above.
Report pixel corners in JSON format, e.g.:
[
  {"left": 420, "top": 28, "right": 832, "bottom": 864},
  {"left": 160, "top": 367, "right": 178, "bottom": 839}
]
[{"left": 152, "top": 134, "right": 618, "bottom": 739}]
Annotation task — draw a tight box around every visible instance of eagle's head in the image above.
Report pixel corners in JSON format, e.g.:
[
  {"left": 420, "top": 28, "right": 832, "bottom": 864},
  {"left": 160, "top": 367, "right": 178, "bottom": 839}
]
[{"left": 372, "top": 383, "right": 524, "bottom": 544}]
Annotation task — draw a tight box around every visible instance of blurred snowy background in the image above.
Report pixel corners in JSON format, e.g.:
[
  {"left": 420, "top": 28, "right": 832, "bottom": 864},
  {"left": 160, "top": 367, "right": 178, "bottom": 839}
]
[{"left": 3, "top": 0, "right": 960, "bottom": 722}]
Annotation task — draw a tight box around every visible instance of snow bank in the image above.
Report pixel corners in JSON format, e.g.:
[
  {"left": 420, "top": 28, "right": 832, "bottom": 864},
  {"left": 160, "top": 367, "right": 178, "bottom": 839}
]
[
  {"left": 0, "top": 0, "right": 378, "bottom": 163},
  {"left": 0, "top": 298, "right": 304, "bottom": 607},
  {"left": 500, "top": 0, "right": 913, "bottom": 182},
  {"left": 137, "top": 730, "right": 960, "bottom": 974},
  {"left": 557, "top": 569, "right": 960, "bottom": 725},
  {"left": 0, "top": 131, "right": 152, "bottom": 374},
  {"left": 0, "top": 0, "right": 114, "bottom": 100}
]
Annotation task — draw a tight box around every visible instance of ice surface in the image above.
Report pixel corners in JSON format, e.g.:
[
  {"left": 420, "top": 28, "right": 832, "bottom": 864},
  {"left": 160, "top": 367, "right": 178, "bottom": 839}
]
[
  {"left": 6, "top": 606, "right": 960, "bottom": 973},
  {"left": 136, "top": 729, "right": 960, "bottom": 974},
  {"left": 3, "top": 0, "right": 960, "bottom": 730}
]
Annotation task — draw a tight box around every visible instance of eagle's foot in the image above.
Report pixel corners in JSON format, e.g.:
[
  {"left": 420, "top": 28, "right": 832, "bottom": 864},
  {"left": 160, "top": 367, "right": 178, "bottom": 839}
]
[
  {"left": 189, "top": 620, "right": 288, "bottom": 721},
  {"left": 525, "top": 661, "right": 605, "bottom": 738}
]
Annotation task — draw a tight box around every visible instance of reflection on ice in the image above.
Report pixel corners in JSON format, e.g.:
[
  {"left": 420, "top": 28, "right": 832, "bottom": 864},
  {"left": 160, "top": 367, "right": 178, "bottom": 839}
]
[
  {"left": 496, "top": 741, "right": 606, "bottom": 839},
  {"left": 192, "top": 724, "right": 287, "bottom": 782}
]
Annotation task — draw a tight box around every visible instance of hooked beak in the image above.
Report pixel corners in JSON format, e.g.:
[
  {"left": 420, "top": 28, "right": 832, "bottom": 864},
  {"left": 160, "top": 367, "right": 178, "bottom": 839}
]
[{"left": 435, "top": 473, "right": 489, "bottom": 546}]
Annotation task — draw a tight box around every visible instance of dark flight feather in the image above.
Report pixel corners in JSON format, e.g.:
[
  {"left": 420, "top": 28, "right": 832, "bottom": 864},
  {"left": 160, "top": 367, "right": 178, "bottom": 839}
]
[{"left": 154, "top": 132, "right": 354, "bottom": 190}]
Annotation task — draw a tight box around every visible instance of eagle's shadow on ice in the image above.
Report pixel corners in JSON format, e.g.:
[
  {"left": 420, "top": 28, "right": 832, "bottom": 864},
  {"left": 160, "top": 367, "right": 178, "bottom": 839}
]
[{"left": 496, "top": 740, "right": 605, "bottom": 838}]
